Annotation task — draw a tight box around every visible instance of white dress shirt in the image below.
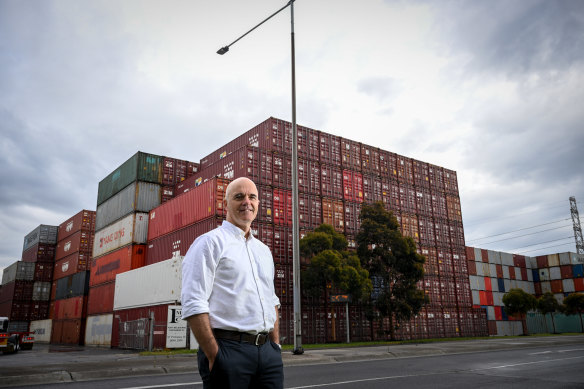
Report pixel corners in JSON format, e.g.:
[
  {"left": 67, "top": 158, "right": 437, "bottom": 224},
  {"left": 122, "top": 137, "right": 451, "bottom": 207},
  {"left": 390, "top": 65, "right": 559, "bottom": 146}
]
[{"left": 181, "top": 220, "right": 280, "bottom": 334}]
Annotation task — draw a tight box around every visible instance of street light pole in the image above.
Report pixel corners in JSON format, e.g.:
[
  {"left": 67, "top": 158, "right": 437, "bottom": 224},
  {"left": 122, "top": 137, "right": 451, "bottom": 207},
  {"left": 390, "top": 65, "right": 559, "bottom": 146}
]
[{"left": 217, "top": 0, "right": 304, "bottom": 355}]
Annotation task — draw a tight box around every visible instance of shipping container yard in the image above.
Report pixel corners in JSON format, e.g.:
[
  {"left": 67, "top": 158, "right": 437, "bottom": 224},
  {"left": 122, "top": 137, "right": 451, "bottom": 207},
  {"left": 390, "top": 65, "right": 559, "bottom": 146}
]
[{"left": 1, "top": 117, "right": 583, "bottom": 349}]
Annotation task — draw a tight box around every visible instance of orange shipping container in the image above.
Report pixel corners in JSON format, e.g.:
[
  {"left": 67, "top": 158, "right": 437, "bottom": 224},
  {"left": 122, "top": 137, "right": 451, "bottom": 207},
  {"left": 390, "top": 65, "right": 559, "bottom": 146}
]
[
  {"left": 551, "top": 280, "right": 563, "bottom": 294},
  {"left": 322, "top": 198, "right": 344, "bottom": 233},
  {"left": 53, "top": 295, "right": 87, "bottom": 320},
  {"left": 90, "top": 245, "right": 146, "bottom": 287}
]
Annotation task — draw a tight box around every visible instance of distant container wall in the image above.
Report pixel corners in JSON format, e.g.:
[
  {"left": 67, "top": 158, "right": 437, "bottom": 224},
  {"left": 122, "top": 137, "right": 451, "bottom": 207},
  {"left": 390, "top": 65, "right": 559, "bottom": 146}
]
[
  {"left": 147, "top": 178, "right": 228, "bottom": 241},
  {"left": 52, "top": 318, "right": 86, "bottom": 345},
  {"left": 22, "top": 225, "right": 59, "bottom": 253},
  {"left": 32, "top": 281, "right": 51, "bottom": 301},
  {"left": 90, "top": 244, "right": 146, "bottom": 287},
  {"left": 58, "top": 210, "right": 96, "bottom": 242},
  {"left": 85, "top": 313, "right": 113, "bottom": 347},
  {"left": 97, "top": 152, "right": 163, "bottom": 206},
  {"left": 87, "top": 281, "right": 116, "bottom": 315},
  {"left": 53, "top": 295, "right": 88, "bottom": 320},
  {"left": 53, "top": 252, "right": 92, "bottom": 281},
  {"left": 34, "top": 262, "right": 54, "bottom": 282},
  {"left": 55, "top": 230, "right": 94, "bottom": 261},
  {"left": 55, "top": 271, "right": 90, "bottom": 300},
  {"left": 21, "top": 243, "right": 56, "bottom": 263},
  {"left": 2, "top": 261, "right": 35, "bottom": 285},
  {"left": 114, "top": 256, "right": 182, "bottom": 311},
  {"left": 93, "top": 213, "right": 148, "bottom": 258},
  {"left": 96, "top": 181, "right": 161, "bottom": 231}
]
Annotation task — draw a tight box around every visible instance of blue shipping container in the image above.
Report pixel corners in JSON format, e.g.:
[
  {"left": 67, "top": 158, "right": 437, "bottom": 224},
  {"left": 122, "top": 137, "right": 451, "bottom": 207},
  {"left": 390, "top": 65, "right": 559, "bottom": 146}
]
[
  {"left": 497, "top": 278, "right": 505, "bottom": 293},
  {"left": 572, "top": 264, "right": 584, "bottom": 278},
  {"left": 532, "top": 269, "right": 540, "bottom": 282}
]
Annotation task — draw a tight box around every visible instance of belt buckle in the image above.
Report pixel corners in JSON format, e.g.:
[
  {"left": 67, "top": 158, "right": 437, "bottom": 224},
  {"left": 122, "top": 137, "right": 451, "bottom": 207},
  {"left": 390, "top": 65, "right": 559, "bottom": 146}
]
[{"left": 254, "top": 333, "right": 264, "bottom": 346}]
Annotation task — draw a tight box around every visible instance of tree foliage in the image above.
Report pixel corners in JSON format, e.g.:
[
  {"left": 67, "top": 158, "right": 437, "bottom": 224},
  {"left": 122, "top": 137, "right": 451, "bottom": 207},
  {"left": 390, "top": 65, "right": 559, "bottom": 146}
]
[
  {"left": 563, "top": 293, "right": 584, "bottom": 315},
  {"left": 356, "top": 202, "right": 427, "bottom": 340},
  {"left": 502, "top": 288, "right": 537, "bottom": 335},
  {"left": 537, "top": 292, "right": 561, "bottom": 333}
]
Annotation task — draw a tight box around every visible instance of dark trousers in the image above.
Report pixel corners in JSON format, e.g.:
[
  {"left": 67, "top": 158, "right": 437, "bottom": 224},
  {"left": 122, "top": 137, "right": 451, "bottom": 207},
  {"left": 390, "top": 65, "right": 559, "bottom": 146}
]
[{"left": 197, "top": 338, "right": 283, "bottom": 389}]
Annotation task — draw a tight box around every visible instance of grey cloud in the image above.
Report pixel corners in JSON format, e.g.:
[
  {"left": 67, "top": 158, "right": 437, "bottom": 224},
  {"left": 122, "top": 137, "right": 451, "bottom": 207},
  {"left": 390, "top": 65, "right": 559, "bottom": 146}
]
[{"left": 357, "top": 77, "right": 402, "bottom": 101}]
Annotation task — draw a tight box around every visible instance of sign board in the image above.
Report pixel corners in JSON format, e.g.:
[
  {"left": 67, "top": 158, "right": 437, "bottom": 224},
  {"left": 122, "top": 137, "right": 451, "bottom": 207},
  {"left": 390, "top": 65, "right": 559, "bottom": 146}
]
[
  {"left": 330, "top": 294, "right": 351, "bottom": 303},
  {"left": 166, "top": 305, "right": 187, "bottom": 348}
]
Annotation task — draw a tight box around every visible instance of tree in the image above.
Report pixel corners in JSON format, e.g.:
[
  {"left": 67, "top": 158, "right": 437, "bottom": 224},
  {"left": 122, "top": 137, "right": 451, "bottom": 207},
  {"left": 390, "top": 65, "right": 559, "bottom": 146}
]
[
  {"left": 502, "top": 288, "right": 537, "bottom": 335},
  {"left": 537, "top": 292, "right": 561, "bottom": 333},
  {"left": 356, "top": 201, "right": 427, "bottom": 341},
  {"left": 563, "top": 293, "right": 584, "bottom": 331},
  {"left": 301, "top": 224, "right": 372, "bottom": 342}
]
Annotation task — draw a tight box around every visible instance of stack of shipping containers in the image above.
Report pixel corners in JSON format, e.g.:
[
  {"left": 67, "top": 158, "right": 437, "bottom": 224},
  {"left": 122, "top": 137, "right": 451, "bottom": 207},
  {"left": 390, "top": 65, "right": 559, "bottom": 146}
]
[
  {"left": 154, "top": 117, "right": 487, "bottom": 343},
  {"left": 531, "top": 253, "right": 584, "bottom": 301},
  {"left": 50, "top": 210, "right": 96, "bottom": 344},
  {"left": 0, "top": 225, "right": 58, "bottom": 333}
]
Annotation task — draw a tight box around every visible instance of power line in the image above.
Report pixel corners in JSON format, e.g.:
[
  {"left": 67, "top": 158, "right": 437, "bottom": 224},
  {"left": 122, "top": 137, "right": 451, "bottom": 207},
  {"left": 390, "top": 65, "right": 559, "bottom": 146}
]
[
  {"left": 468, "top": 224, "right": 572, "bottom": 246},
  {"left": 465, "top": 202, "right": 568, "bottom": 227},
  {"left": 466, "top": 218, "right": 571, "bottom": 242},
  {"left": 508, "top": 236, "right": 574, "bottom": 252},
  {"left": 516, "top": 241, "right": 575, "bottom": 254}
]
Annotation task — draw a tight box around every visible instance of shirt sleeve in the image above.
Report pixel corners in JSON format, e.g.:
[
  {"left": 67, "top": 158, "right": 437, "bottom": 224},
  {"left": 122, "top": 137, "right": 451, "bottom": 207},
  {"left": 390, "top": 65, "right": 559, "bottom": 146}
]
[{"left": 181, "top": 234, "right": 220, "bottom": 319}]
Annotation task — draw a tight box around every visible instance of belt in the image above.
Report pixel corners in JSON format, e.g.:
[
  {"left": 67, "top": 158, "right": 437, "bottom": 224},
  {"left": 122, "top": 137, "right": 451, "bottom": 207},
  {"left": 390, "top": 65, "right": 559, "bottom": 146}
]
[{"left": 213, "top": 329, "right": 271, "bottom": 346}]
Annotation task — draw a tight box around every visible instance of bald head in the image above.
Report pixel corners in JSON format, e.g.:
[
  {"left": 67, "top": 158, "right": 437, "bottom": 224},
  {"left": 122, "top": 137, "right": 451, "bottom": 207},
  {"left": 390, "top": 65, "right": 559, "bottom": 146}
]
[{"left": 225, "top": 177, "right": 259, "bottom": 236}]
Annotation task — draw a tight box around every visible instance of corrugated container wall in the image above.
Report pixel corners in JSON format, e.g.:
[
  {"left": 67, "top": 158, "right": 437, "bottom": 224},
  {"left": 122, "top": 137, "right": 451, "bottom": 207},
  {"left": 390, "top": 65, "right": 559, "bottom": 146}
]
[
  {"left": 58, "top": 210, "right": 96, "bottom": 242},
  {"left": 97, "top": 152, "right": 163, "bottom": 206},
  {"left": 93, "top": 213, "right": 148, "bottom": 258},
  {"left": 84, "top": 313, "right": 113, "bottom": 346},
  {"left": 22, "top": 225, "right": 59, "bottom": 253},
  {"left": 2, "top": 262, "right": 35, "bottom": 285},
  {"left": 96, "top": 181, "right": 161, "bottom": 230},
  {"left": 90, "top": 245, "right": 146, "bottom": 287}
]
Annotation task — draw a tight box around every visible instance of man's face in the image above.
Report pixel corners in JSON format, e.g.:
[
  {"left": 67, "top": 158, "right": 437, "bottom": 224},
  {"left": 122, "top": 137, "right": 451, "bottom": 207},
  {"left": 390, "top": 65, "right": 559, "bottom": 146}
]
[{"left": 225, "top": 178, "right": 259, "bottom": 233}]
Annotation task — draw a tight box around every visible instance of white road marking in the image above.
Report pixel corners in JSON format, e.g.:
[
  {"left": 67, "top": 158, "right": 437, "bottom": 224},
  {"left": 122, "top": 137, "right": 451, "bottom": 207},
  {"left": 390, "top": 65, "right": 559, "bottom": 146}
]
[{"left": 472, "top": 355, "right": 584, "bottom": 371}]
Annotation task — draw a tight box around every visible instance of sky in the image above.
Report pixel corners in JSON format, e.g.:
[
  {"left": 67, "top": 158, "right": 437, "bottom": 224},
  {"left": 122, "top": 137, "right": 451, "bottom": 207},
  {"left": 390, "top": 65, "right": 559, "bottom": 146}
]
[{"left": 1, "top": 0, "right": 583, "bottom": 273}]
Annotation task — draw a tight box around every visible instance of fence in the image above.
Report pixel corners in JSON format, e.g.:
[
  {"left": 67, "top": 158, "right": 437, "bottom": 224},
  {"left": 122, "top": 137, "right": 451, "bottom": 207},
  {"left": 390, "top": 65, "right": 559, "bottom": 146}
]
[{"left": 526, "top": 312, "right": 584, "bottom": 334}]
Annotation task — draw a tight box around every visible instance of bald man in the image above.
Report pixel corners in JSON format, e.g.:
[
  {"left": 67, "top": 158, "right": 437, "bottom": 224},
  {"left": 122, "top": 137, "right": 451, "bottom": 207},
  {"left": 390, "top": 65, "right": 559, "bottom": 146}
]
[{"left": 181, "top": 177, "right": 283, "bottom": 389}]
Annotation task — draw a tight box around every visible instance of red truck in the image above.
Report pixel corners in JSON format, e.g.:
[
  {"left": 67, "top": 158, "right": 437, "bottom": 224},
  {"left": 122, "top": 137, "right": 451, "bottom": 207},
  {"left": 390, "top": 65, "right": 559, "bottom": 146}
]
[{"left": 0, "top": 317, "right": 34, "bottom": 354}]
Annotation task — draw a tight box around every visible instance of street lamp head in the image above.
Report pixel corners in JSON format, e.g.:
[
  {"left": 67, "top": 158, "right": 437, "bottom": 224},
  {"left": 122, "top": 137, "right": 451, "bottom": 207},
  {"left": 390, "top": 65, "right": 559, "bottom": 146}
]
[{"left": 217, "top": 46, "right": 229, "bottom": 55}]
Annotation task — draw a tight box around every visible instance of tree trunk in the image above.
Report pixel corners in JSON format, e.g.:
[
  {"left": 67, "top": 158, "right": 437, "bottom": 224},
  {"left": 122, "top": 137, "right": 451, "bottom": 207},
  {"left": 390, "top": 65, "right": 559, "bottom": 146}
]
[
  {"left": 522, "top": 313, "right": 529, "bottom": 335},
  {"left": 551, "top": 313, "right": 556, "bottom": 334},
  {"left": 388, "top": 314, "right": 395, "bottom": 341}
]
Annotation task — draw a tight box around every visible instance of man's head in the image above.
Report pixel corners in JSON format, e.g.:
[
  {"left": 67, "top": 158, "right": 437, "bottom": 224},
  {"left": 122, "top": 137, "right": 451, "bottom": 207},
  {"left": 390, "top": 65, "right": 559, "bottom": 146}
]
[{"left": 225, "top": 177, "right": 259, "bottom": 236}]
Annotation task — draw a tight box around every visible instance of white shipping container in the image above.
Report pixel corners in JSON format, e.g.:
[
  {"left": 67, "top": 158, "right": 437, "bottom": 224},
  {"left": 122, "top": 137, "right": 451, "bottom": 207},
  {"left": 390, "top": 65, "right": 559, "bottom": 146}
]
[
  {"left": 482, "top": 263, "right": 491, "bottom": 277},
  {"left": 560, "top": 252, "right": 572, "bottom": 266},
  {"left": 504, "top": 279, "right": 511, "bottom": 292},
  {"left": 85, "top": 314, "right": 113, "bottom": 346},
  {"left": 114, "top": 256, "right": 182, "bottom": 310},
  {"left": 2, "top": 261, "right": 35, "bottom": 285},
  {"left": 539, "top": 268, "right": 550, "bottom": 281},
  {"left": 549, "top": 267, "right": 561, "bottom": 280},
  {"left": 528, "top": 257, "right": 538, "bottom": 269},
  {"left": 525, "top": 256, "right": 534, "bottom": 269},
  {"left": 476, "top": 262, "right": 484, "bottom": 276},
  {"left": 92, "top": 212, "right": 148, "bottom": 258},
  {"left": 496, "top": 321, "right": 523, "bottom": 336},
  {"left": 469, "top": 275, "right": 480, "bottom": 290},
  {"left": 472, "top": 290, "right": 481, "bottom": 305},
  {"left": 527, "top": 268, "right": 533, "bottom": 282},
  {"left": 96, "top": 182, "right": 161, "bottom": 231},
  {"left": 489, "top": 264, "right": 497, "bottom": 278},
  {"left": 547, "top": 254, "right": 560, "bottom": 267},
  {"left": 500, "top": 252, "right": 514, "bottom": 266},
  {"left": 493, "top": 292, "right": 504, "bottom": 306},
  {"left": 29, "top": 319, "right": 52, "bottom": 343},
  {"left": 477, "top": 276, "right": 485, "bottom": 291},
  {"left": 486, "top": 306, "right": 495, "bottom": 320},
  {"left": 487, "top": 250, "right": 500, "bottom": 264},
  {"left": 563, "top": 279, "right": 575, "bottom": 293},
  {"left": 474, "top": 248, "right": 482, "bottom": 262},
  {"left": 491, "top": 277, "right": 499, "bottom": 292},
  {"left": 503, "top": 266, "right": 510, "bottom": 279},
  {"left": 541, "top": 281, "right": 552, "bottom": 294},
  {"left": 514, "top": 267, "right": 522, "bottom": 281},
  {"left": 571, "top": 253, "right": 584, "bottom": 265}
]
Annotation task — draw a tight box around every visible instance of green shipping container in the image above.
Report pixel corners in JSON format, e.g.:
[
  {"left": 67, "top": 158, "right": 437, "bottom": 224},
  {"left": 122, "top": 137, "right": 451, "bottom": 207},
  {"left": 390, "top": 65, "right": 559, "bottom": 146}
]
[{"left": 97, "top": 152, "right": 163, "bottom": 206}]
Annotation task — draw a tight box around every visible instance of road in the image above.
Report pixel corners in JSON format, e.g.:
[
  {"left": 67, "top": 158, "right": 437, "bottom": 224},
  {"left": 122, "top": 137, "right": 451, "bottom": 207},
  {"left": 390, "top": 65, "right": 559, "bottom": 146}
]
[{"left": 15, "top": 342, "right": 584, "bottom": 388}]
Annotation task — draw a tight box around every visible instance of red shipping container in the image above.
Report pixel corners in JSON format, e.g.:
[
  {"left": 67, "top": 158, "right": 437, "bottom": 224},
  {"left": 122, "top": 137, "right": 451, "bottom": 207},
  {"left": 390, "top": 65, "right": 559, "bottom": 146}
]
[
  {"left": 298, "top": 159, "right": 321, "bottom": 194},
  {"left": 34, "top": 262, "right": 54, "bottom": 282},
  {"left": 551, "top": 280, "right": 563, "bottom": 294},
  {"left": 21, "top": 243, "right": 56, "bottom": 263},
  {"left": 421, "top": 247, "right": 438, "bottom": 277},
  {"left": 444, "top": 168, "right": 459, "bottom": 194},
  {"left": 53, "top": 252, "right": 91, "bottom": 281},
  {"left": 58, "top": 210, "right": 96, "bottom": 242},
  {"left": 148, "top": 177, "right": 228, "bottom": 241},
  {"left": 187, "top": 161, "right": 200, "bottom": 175},
  {"left": 322, "top": 198, "right": 344, "bottom": 233},
  {"left": 30, "top": 301, "right": 50, "bottom": 321},
  {"left": 56, "top": 230, "right": 94, "bottom": 261},
  {"left": 203, "top": 146, "right": 274, "bottom": 188},
  {"left": 400, "top": 214, "right": 419, "bottom": 243},
  {"left": 486, "top": 291, "right": 494, "bottom": 306},
  {"left": 574, "top": 278, "right": 584, "bottom": 292},
  {"left": 273, "top": 189, "right": 292, "bottom": 226},
  {"left": 360, "top": 144, "right": 380, "bottom": 174},
  {"left": 534, "top": 282, "right": 542, "bottom": 295},
  {"left": 431, "top": 193, "right": 448, "bottom": 220},
  {"left": 560, "top": 265, "right": 573, "bottom": 279},
  {"left": 257, "top": 185, "right": 273, "bottom": 224},
  {"left": 484, "top": 277, "right": 492, "bottom": 291},
  {"left": 87, "top": 281, "right": 115, "bottom": 315},
  {"left": 340, "top": 138, "right": 361, "bottom": 171},
  {"left": 297, "top": 125, "right": 320, "bottom": 162},
  {"left": 434, "top": 219, "right": 450, "bottom": 248},
  {"left": 320, "top": 164, "right": 343, "bottom": 199},
  {"left": 161, "top": 185, "right": 174, "bottom": 203},
  {"left": 162, "top": 157, "right": 190, "bottom": 186},
  {"left": 396, "top": 155, "right": 414, "bottom": 185},
  {"left": 53, "top": 295, "right": 87, "bottom": 320},
  {"left": 487, "top": 320, "right": 497, "bottom": 336},
  {"left": 146, "top": 217, "right": 224, "bottom": 266},
  {"left": 342, "top": 170, "right": 363, "bottom": 203},
  {"left": 521, "top": 267, "right": 528, "bottom": 281},
  {"left": 362, "top": 174, "right": 383, "bottom": 203},
  {"left": 479, "top": 291, "right": 487, "bottom": 306},
  {"left": 381, "top": 179, "right": 400, "bottom": 214},
  {"left": 467, "top": 260, "right": 477, "bottom": 276},
  {"left": 418, "top": 216, "right": 435, "bottom": 247},
  {"left": 428, "top": 164, "right": 445, "bottom": 193},
  {"left": 446, "top": 195, "right": 462, "bottom": 223},
  {"left": 298, "top": 194, "right": 322, "bottom": 229},
  {"left": 51, "top": 318, "right": 85, "bottom": 345},
  {"left": 319, "top": 132, "right": 341, "bottom": 166},
  {"left": 494, "top": 306, "right": 503, "bottom": 321},
  {"left": 398, "top": 184, "right": 416, "bottom": 214},
  {"left": 344, "top": 201, "right": 362, "bottom": 235},
  {"left": 481, "top": 249, "right": 489, "bottom": 263},
  {"left": 1, "top": 280, "right": 34, "bottom": 302},
  {"left": 449, "top": 222, "right": 465, "bottom": 248},
  {"left": 274, "top": 264, "right": 294, "bottom": 305},
  {"left": 465, "top": 246, "right": 475, "bottom": 261},
  {"left": 90, "top": 245, "right": 146, "bottom": 287},
  {"left": 113, "top": 304, "right": 173, "bottom": 349},
  {"left": 413, "top": 160, "right": 430, "bottom": 189},
  {"left": 513, "top": 254, "right": 527, "bottom": 268},
  {"left": 273, "top": 226, "right": 292, "bottom": 264},
  {"left": 536, "top": 255, "right": 548, "bottom": 268},
  {"left": 379, "top": 150, "right": 398, "bottom": 180},
  {"left": 496, "top": 264, "right": 504, "bottom": 279},
  {"left": 415, "top": 188, "right": 433, "bottom": 217}
]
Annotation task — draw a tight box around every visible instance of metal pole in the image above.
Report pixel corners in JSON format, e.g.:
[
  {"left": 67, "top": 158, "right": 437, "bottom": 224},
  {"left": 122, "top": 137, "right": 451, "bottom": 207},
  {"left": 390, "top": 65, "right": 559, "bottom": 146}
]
[
  {"left": 346, "top": 302, "right": 350, "bottom": 343},
  {"left": 149, "top": 311, "right": 154, "bottom": 352},
  {"left": 290, "top": 0, "right": 303, "bottom": 355}
]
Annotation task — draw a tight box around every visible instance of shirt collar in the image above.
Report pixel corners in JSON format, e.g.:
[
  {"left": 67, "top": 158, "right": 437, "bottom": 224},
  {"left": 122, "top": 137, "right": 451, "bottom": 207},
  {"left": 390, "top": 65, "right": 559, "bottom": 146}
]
[{"left": 222, "top": 220, "right": 254, "bottom": 241}]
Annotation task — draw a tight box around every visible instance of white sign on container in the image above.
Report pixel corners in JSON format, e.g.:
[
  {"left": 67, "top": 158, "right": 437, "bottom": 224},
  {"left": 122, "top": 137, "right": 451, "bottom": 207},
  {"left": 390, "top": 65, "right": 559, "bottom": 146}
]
[
  {"left": 29, "top": 319, "right": 52, "bottom": 343},
  {"left": 114, "top": 256, "right": 182, "bottom": 310},
  {"left": 166, "top": 305, "right": 187, "bottom": 348},
  {"left": 93, "top": 212, "right": 148, "bottom": 258}
]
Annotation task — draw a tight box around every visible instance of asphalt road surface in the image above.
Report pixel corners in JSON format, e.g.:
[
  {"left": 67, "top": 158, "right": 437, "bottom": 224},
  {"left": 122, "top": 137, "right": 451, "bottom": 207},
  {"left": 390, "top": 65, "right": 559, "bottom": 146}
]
[{"left": 16, "top": 342, "right": 584, "bottom": 389}]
